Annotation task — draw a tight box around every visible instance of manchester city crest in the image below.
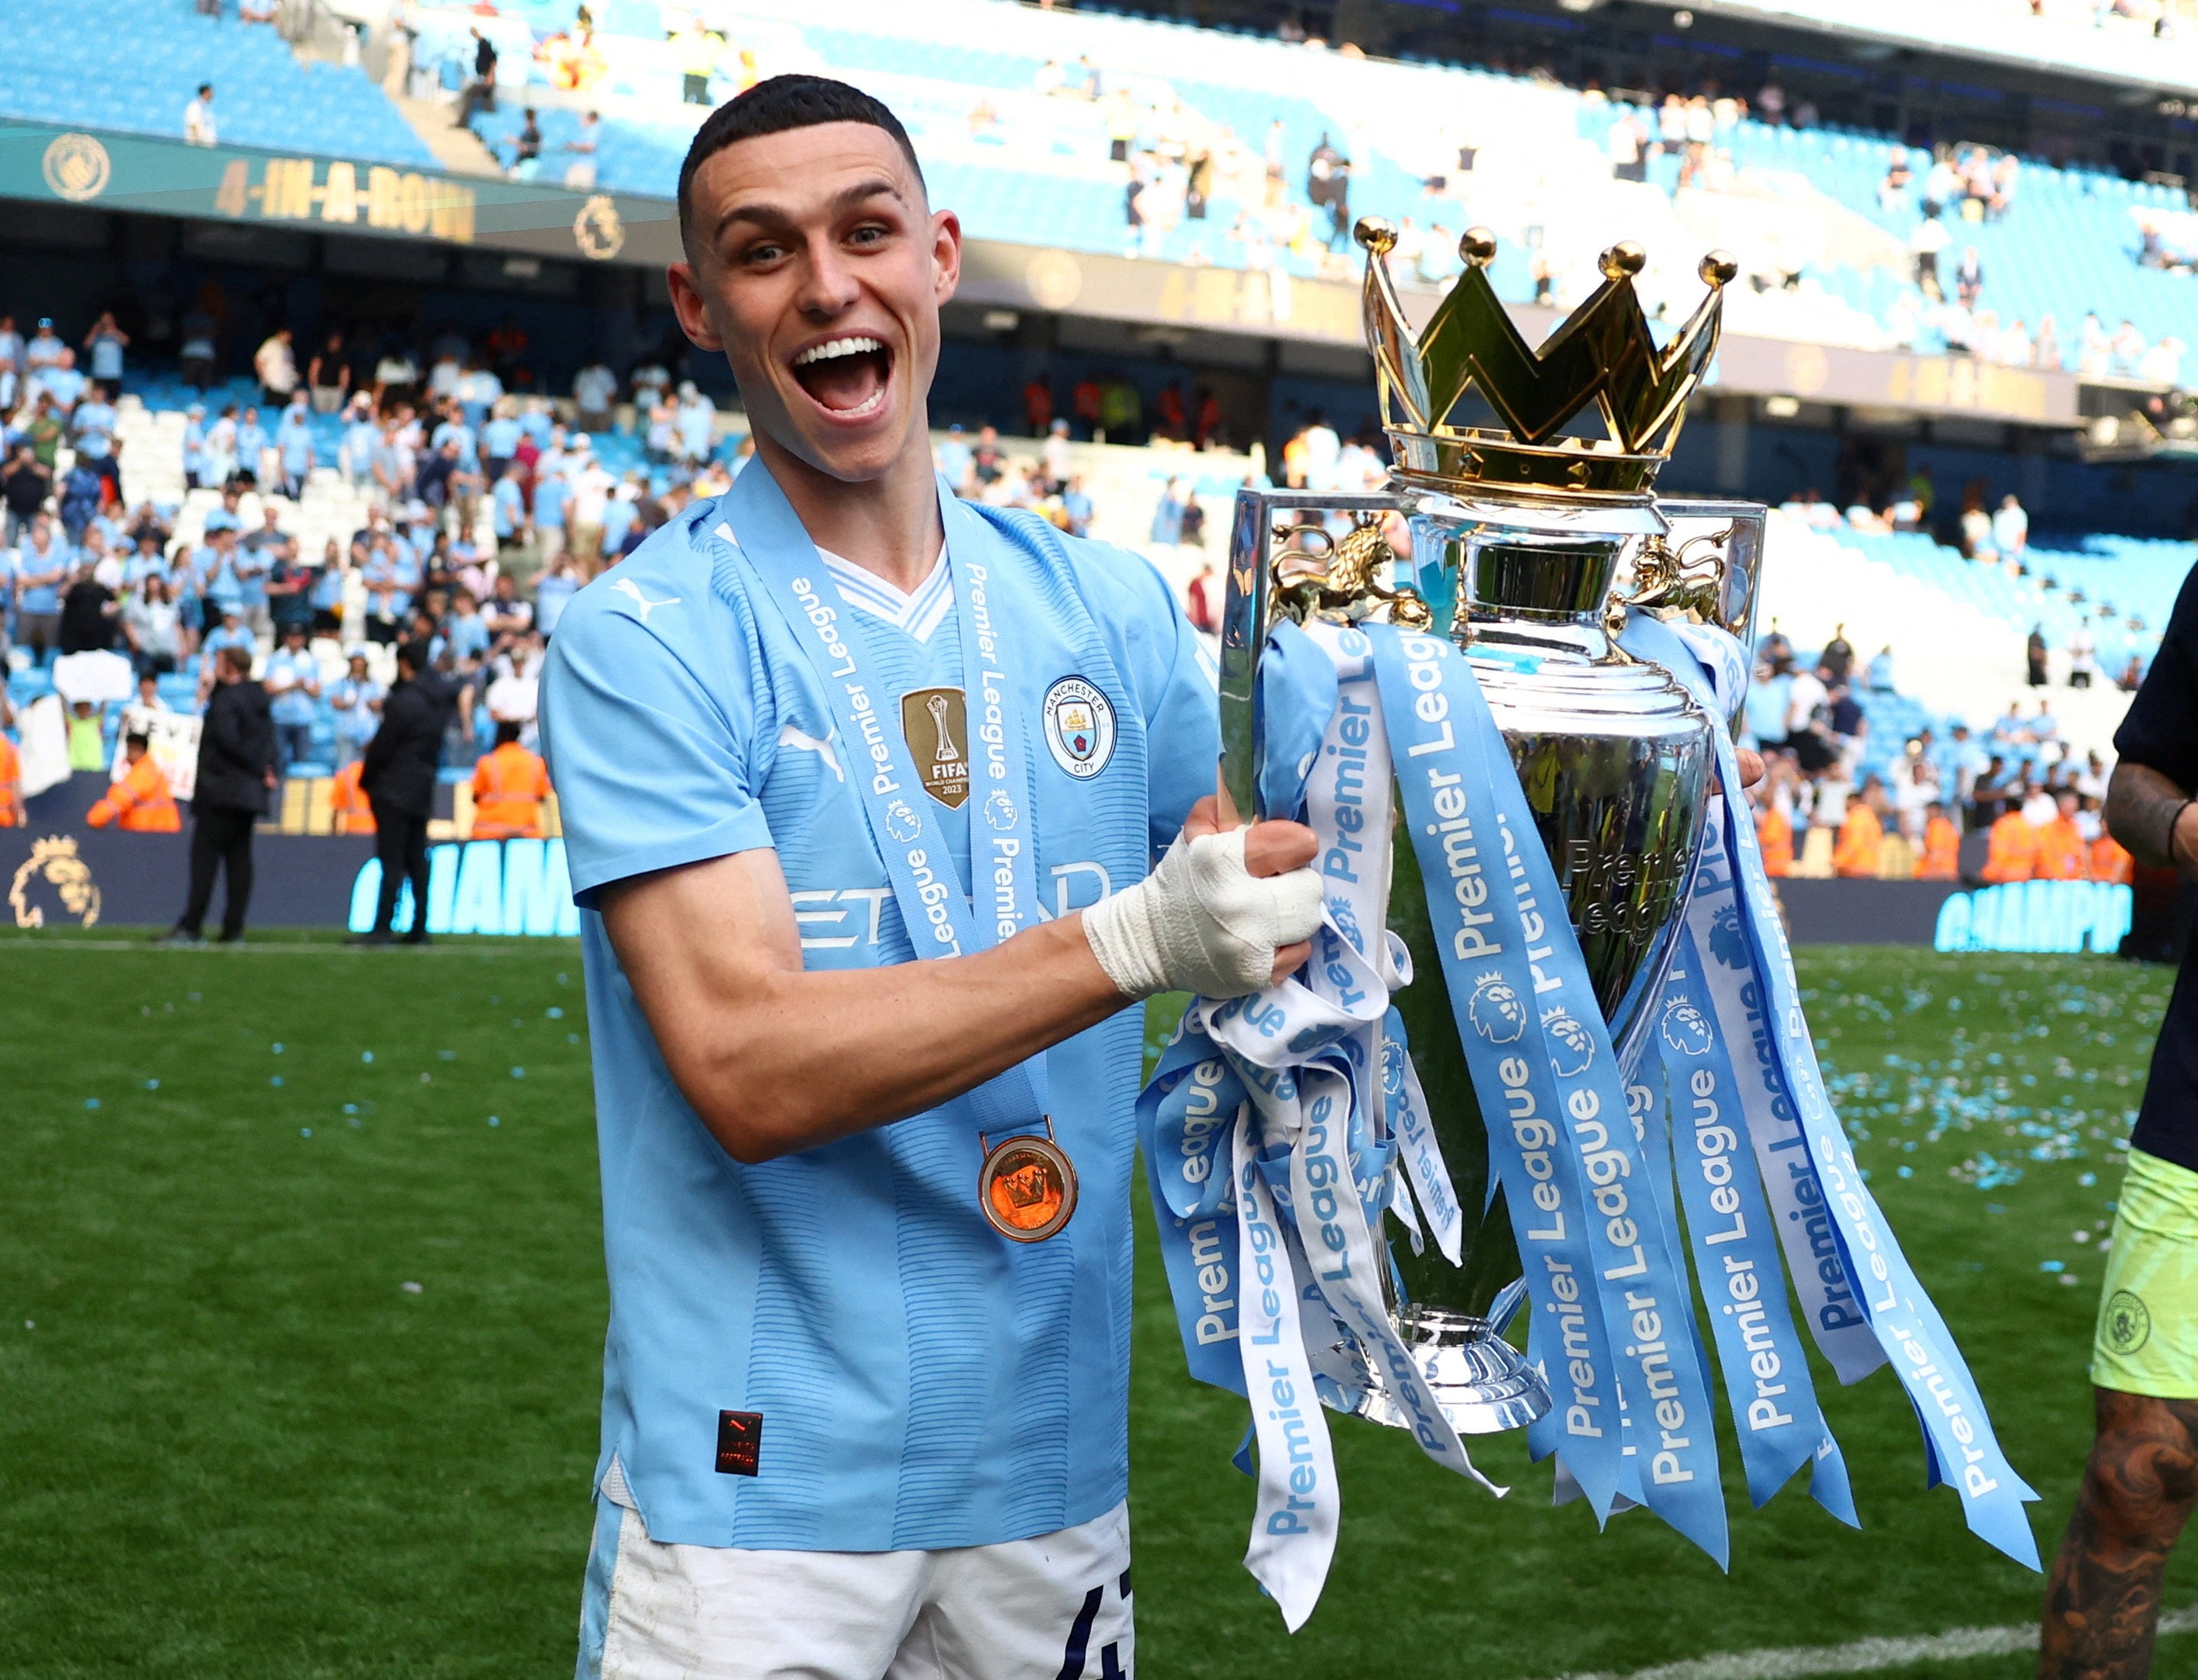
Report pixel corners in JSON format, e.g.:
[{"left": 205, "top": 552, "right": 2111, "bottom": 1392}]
[{"left": 1042, "top": 676, "right": 1115, "bottom": 779}]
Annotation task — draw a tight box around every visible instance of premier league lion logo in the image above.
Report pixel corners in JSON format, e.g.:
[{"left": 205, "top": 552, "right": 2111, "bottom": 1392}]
[
  {"left": 1708, "top": 902, "right": 1750, "bottom": 970},
  {"left": 1466, "top": 973, "right": 1527, "bottom": 1044},
  {"left": 1660, "top": 1000, "right": 1714, "bottom": 1057},
  {"left": 983, "top": 789, "right": 1019, "bottom": 832},
  {"left": 1541, "top": 1005, "right": 1596, "bottom": 1078},
  {"left": 884, "top": 800, "right": 923, "bottom": 844}
]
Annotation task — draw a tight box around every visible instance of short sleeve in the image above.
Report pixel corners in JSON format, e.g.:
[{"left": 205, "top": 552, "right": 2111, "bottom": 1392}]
[
  {"left": 540, "top": 585, "right": 774, "bottom": 906},
  {"left": 2115, "top": 564, "right": 2198, "bottom": 791}
]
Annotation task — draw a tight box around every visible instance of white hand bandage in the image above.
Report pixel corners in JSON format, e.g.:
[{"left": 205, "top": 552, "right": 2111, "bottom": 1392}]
[{"left": 1081, "top": 828, "right": 1326, "bottom": 1000}]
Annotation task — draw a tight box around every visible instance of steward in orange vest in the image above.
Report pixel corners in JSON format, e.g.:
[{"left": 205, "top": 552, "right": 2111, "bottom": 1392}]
[
  {"left": 1918, "top": 806, "right": 1961, "bottom": 880},
  {"left": 1756, "top": 801, "right": 1793, "bottom": 877},
  {"left": 331, "top": 758, "right": 377, "bottom": 836},
  {"left": 470, "top": 723, "right": 552, "bottom": 840},
  {"left": 2034, "top": 791, "right": 2090, "bottom": 880},
  {"left": 1834, "top": 782, "right": 1885, "bottom": 878},
  {"left": 2091, "top": 833, "right": 2134, "bottom": 885},
  {"left": 87, "top": 734, "right": 182, "bottom": 833},
  {"left": 0, "top": 729, "right": 23, "bottom": 827},
  {"left": 1981, "top": 808, "right": 2040, "bottom": 882}
]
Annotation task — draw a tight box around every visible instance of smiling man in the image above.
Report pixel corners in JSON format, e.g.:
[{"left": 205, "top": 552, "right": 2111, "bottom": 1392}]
[{"left": 539, "top": 77, "right": 1323, "bottom": 1680}]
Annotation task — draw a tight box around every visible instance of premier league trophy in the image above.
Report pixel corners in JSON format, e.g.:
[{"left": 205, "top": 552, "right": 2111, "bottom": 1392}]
[
  {"left": 1140, "top": 218, "right": 2033, "bottom": 1630},
  {"left": 1216, "top": 223, "right": 1762, "bottom": 1434}
]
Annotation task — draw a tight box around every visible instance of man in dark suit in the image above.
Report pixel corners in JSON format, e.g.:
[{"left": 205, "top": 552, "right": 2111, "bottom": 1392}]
[
  {"left": 165, "top": 643, "right": 274, "bottom": 944},
  {"left": 354, "top": 638, "right": 448, "bottom": 944}
]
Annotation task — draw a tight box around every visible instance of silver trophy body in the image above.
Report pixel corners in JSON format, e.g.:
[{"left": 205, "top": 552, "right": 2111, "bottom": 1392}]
[{"left": 1218, "top": 484, "right": 1767, "bottom": 1435}]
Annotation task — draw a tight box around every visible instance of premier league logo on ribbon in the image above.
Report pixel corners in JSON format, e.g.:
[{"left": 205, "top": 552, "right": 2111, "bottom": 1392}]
[
  {"left": 1466, "top": 973, "right": 1527, "bottom": 1043},
  {"left": 1660, "top": 999, "right": 1714, "bottom": 1057},
  {"left": 1540, "top": 1005, "right": 1596, "bottom": 1077}
]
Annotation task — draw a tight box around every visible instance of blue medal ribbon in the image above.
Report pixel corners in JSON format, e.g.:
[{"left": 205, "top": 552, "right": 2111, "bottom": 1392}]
[
  {"left": 716, "top": 466, "right": 1048, "bottom": 1143},
  {"left": 1368, "top": 621, "right": 1729, "bottom": 1561},
  {"left": 1622, "top": 611, "right": 2038, "bottom": 1567},
  {"left": 1636, "top": 926, "right": 1858, "bottom": 1523}
]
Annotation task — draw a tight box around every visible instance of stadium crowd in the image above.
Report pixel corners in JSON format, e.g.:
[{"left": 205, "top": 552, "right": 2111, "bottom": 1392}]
[{"left": 1742, "top": 620, "right": 2137, "bottom": 884}]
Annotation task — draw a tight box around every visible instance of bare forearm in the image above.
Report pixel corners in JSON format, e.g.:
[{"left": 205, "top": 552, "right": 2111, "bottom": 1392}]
[
  {"left": 607, "top": 874, "right": 1126, "bottom": 1163},
  {"left": 2106, "top": 762, "right": 2187, "bottom": 868}
]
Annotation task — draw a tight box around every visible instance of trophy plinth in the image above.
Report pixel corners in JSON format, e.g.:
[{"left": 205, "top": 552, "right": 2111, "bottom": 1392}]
[{"left": 1356, "top": 1305, "right": 1551, "bottom": 1436}]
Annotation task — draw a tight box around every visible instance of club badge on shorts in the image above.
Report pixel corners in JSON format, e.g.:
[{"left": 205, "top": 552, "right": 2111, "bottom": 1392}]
[
  {"left": 1042, "top": 676, "right": 1115, "bottom": 778},
  {"left": 900, "top": 685, "right": 969, "bottom": 809},
  {"left": 977, "top": 1117, "right": 1079, "bottom": 1242}
]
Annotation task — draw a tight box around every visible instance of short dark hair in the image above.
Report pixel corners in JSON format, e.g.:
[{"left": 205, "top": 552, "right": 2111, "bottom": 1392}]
[
  {"left": 677, "top": 75, "right": 924, "bottom": 253},
  {"left": 397, "top": 637, "right": 433, "bottom": 675},
  {"left": 126, "top": 731, "right": 150, "bottom": 750},
  {"left": 495, "top": 719, "right": 523, "bottom": 745},
  {"left": 217, "top": 644, "right": 253, "bottom": 678}
]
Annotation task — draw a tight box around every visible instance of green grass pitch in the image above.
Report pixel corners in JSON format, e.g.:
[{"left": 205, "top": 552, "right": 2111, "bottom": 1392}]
[{"left": 0, "top": 934, "right": 2186, "bottom": 1678}]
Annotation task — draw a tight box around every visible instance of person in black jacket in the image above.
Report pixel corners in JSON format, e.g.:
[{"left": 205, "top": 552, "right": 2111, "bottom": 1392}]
[
  {"left": 353, "top": 638, "right": 448, "bottom": 944},
  {"left": 165, "top": 644, "right": 274, "bottom": 945}
]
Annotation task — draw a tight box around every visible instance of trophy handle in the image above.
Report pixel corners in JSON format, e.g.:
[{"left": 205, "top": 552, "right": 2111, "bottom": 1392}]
[
  {"left": 1219, "top": 485, "right": 1415, "bottom": 822},
  {"left": 1613, "top": 497, "right": 1768, "bottom": 732}
]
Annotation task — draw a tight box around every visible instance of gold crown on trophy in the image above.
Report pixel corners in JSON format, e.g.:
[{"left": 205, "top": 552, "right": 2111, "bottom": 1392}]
[{"left": 1355, "top": 217, "right": 1738, "bottom": 499}]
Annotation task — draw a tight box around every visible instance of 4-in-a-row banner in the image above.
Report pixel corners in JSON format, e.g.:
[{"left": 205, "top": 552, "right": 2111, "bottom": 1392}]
[{"left": 1, "top": 119, "right": 677, "bottom": 264}]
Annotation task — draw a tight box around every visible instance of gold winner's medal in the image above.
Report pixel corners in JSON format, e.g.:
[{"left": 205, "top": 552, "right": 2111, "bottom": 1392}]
[{"left": 977, "top": 1118, "right": 1078, "bottom": 1242}]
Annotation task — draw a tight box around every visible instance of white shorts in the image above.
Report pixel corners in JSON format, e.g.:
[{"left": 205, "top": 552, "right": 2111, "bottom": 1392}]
[{"left": 575, "top": 1483, "right": 1133, "bottom": 1680}]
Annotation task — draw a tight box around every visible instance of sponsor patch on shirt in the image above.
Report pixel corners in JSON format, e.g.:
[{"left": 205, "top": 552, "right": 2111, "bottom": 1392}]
[{"left": 716, "top": 1409, "right": 763, "bottom": 1476}]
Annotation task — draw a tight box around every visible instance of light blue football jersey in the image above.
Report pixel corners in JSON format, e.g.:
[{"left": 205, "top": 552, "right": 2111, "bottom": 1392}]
[{"left": 540, "top": 468, "right": 1217, "bottom": 1551}]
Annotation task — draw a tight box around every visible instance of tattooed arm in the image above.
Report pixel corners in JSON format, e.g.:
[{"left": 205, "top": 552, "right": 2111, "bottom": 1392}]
[
  {"left": 2039, "top": 1389, "right": 2198, "bottom": 1680},
  {"left": 2105, "top": 762, "right": 2198, "bottom": 873}
]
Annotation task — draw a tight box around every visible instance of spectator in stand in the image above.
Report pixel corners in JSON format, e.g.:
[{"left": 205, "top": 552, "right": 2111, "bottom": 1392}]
[
  {"left": 1060, "top": 475, "right": 1093, "bottom": 538},
  {"left": 533, "top": 553, "right": 580, "bottom": 638},
  {"left": 1911, "top": 215, "right": 1950, "bottom": 300},
  {"left": 83, "top": 314, "right": 127, "bottom": 386},
  {"left": 455, "top": 26, "right": 499, "bottom": 127},
  {"left": 59, "top": 559, "right": 121, "bottom": 654},
  {"left": 14, "top": 514, "right": 68, "bottom": 667},
  {"left": 122, "top": 574, "right": 180, "bottom": 678},
  {"left": 2, "top": 442, "right": 51, "bottom": 548},
  {"left": 934, "top": 424, "right": 973, "bottom": 494},
  {"left": 272, "top": 396, "right": 314, "bottom": 499},
  {"left": 1150, "top": 477, "right": 1186, "bottom": 546},
  {"left": 564, "top": 111, "right": 602, "bottom": 191},
  {"left": 354, "top": 638, "right": 448, "bottom": 946},
  {"left": 1992, "top": 494, "right": 2029, "bottom": 563},
  {"left": 307, "top": 330, "right": 351, "bottom": 415},
  {"left": 2028, "top": 624, "right": 2050, "bottom": 687},
  {"left": 1819, "top": 622, "right": 1855, "bottom": 684},
  {"left": 254, "top": 329, "right": 298, "bottom": 410},
  {"left": 328, "top": 651, "right": 384, "bottom": 768},
  {"left": 1919, "top": 801, "right": 1961, "bottom": 879},
  {"left": 512, "top": 108, "right": 544, "bottom": 181},
  {"left": 166, "top": 644, "right": 273, "bottom": 946},
  {"left": 184, "top": 83, "right": 216, "bottom": 146},
  {"left": 573, "top": 360, "right": 618, "bottom": 434},
  {"left": 263, "top": 623, "right": 322, "bottom": 776}
]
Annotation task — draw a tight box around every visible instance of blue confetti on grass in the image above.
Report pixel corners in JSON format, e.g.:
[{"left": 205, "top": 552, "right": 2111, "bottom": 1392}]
[
  {"left": 342, "top": 1103, "right": 358, "bottom": 1115},
  {"left": 300, "top": 1127, "right": 312, "bottom": 1138},
  {"left": 361, "top": 1052, "right": 374, "bottom": 1064},
  {"left": 272, "top": 1043, "right": 285, "bottom": 1054},
  {"left": 488, "top": 1115, "right": 501, "bottom": 1127},
  {"left": 270, "top": 1076, "right": 283, "bottom": 1088},
  {"left": 143, "top": 1079, "right": 158, "bottom": 1091},
  {"left": 85, "top": 1098, "right": 99, "bottom": 1110},
  {"left": 510, "top": 1067, "right": 525, "bottom": 1079},
  {"left": 546, "top": 1007, "right": 564, "bottom": 1019},
  {"left": 2041, "top": 1260, "right": 2066, "bottom": 1273}
]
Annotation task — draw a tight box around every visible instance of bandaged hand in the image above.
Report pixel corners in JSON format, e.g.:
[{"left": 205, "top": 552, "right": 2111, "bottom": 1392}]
[{"left": 1082, "top": 821, "right": 1324, "bottom": 1000}]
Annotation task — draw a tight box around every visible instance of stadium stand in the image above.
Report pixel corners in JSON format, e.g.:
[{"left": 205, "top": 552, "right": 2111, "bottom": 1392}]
[{"left": 0, "top": 0, "right": 435, "bottom": 169}]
